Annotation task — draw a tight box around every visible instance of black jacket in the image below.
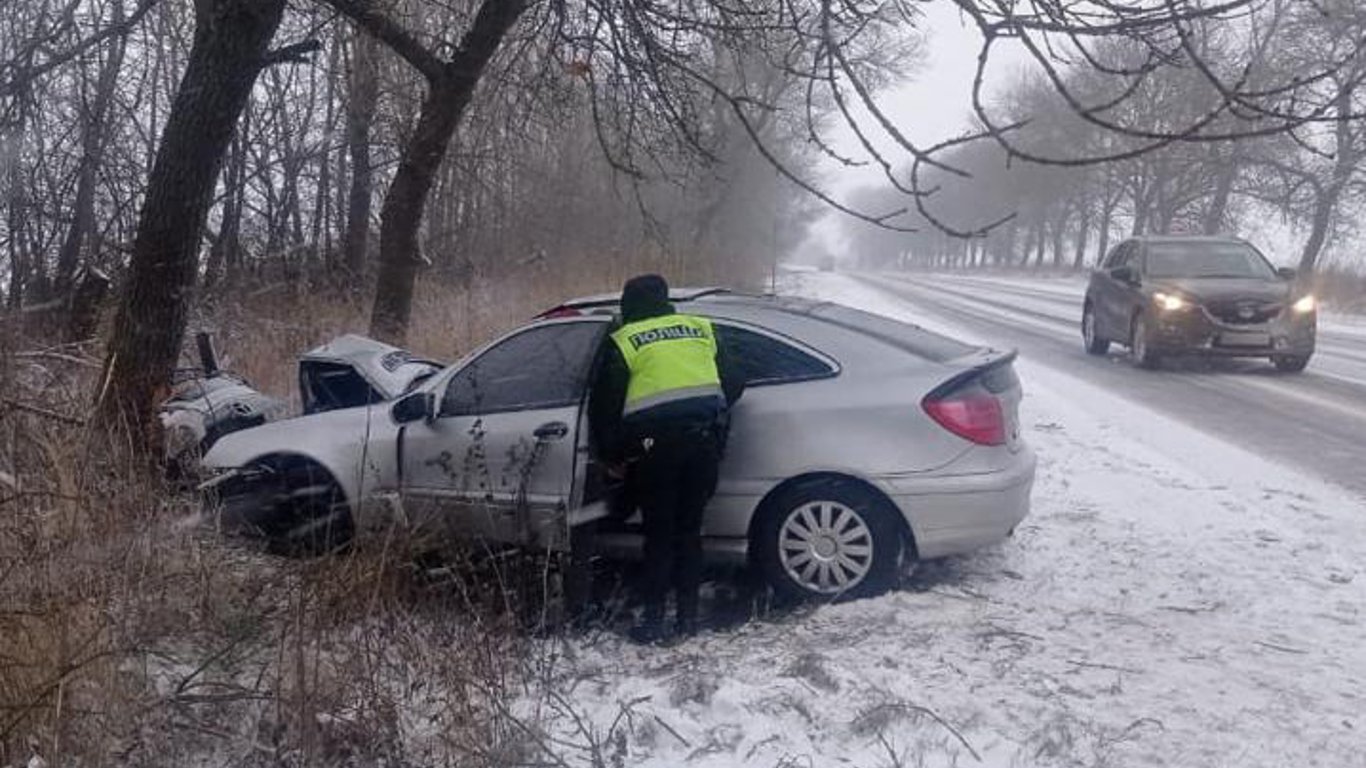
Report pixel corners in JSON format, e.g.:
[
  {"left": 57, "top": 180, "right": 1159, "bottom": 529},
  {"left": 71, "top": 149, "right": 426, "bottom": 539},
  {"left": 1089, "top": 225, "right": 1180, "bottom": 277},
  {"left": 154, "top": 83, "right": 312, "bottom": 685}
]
[{"left": 589, "top": 302, "right": 744, "bottom": 463}]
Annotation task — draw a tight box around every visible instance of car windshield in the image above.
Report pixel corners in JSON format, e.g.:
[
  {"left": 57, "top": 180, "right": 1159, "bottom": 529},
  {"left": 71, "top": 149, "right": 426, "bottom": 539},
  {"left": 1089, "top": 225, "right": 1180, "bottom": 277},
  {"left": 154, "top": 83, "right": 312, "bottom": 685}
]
[{"left": 1145, "top": 242, "right": 1276, "bottom": 279}]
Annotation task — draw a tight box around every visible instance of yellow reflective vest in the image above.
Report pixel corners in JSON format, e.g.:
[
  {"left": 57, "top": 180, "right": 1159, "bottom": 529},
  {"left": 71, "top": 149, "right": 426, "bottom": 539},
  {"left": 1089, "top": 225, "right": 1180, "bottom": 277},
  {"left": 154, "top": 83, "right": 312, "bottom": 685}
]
[{"left": 610, "top": 313, "right": 723, "bottom": 417}]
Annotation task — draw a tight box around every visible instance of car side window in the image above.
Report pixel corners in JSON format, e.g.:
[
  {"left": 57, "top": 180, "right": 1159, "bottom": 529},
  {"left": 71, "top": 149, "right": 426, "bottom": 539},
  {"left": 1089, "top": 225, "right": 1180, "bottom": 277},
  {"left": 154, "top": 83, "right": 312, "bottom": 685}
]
[
  {"left": 441, "top": 322, "right": 606, "bottom": 417},
  {"left": 713, "top": 323, "right": 834, "bottom": 386},
  {"left": 1102, "top": 243, "right": 1125, "bottom": 269},
  {"left": 1110, "top": 242, "right": 1133, "bottom": 269}
]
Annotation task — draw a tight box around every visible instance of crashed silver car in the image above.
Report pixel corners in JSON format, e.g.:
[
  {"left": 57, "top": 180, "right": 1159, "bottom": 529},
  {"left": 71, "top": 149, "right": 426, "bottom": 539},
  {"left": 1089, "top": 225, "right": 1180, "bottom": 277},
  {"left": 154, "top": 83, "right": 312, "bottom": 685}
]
[{"left": 202, "top": 289, "right": 1035, "bottom": 599}]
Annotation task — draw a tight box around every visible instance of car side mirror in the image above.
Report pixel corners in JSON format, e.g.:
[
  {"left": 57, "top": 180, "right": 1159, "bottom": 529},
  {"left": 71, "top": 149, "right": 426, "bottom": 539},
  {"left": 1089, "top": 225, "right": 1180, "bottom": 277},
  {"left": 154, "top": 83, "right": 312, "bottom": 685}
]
[
  {"left": 1110, "top": 265, "right": 1137, "bottom": 285},
  {"left": 1276, "top": 266, "right": 1297, "bottom": 280},
  {"left": 391, "top": 391, "right": 434, "bottom": 424}
]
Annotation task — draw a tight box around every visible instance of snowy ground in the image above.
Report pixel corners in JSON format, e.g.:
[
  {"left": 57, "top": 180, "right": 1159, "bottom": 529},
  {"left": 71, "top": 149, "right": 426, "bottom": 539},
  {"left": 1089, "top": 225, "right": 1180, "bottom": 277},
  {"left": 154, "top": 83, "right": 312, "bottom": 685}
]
[{"left": 527, "top": 273, "right": 1366, "bottom": 768}]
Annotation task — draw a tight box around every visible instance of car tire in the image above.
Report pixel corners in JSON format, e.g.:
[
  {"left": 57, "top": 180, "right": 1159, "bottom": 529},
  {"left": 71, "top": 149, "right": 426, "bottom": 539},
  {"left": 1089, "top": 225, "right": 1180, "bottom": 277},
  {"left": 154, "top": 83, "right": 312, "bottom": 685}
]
[
  {"left": 1082, "top": 303, "right": 1110, "bottom": 355},
  {"left": 753, "top": 479, "right": 905, "bottom": 602},
  {"left": 254, "top": 458, "right": 354, "bottom": 556},
  {"left": 1130, "top": 313, "right": 1161, "bottom": 369},
  {"left": 1272, "top": 354, "right": 1310, "bottom": 373}
]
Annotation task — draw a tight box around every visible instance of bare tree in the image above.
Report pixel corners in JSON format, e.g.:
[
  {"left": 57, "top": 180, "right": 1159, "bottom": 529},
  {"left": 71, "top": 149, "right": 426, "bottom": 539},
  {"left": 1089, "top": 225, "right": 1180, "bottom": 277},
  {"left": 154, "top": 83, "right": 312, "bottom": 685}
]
[{"left": 97, "top": 0, "right": 297, "bottom": 439}]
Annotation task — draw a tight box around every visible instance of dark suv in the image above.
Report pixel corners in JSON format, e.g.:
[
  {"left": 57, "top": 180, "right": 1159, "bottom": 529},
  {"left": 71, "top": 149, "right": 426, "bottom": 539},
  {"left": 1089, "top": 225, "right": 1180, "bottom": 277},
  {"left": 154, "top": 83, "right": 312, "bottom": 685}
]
[{"left": 1082, "top": 236, "right": 1317, "bottom": 371}]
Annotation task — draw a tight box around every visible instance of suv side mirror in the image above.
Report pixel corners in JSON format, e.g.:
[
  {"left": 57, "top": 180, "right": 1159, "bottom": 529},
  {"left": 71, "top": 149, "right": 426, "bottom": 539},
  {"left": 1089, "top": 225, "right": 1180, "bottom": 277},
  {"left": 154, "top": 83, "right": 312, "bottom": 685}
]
[
  {"left": 1110, "top": 265, "right": 1137, "bottom": 285},
  {"left": 391, "top": 391, "right": 434, "bottom": 424},
  {"left": 1276, "top": 266, "right": 1297, "bottom": 280}
]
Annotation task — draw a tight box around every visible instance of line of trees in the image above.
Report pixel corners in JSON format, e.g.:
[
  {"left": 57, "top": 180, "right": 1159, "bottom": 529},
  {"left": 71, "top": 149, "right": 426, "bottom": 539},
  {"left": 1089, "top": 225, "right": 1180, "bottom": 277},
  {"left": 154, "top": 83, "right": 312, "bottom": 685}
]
[
  {"left": 6, "top": 0, "right": 1366, "bottom": 445},
  {"left": 841, "top": 2, "right": 1366, "bottom": 275}
]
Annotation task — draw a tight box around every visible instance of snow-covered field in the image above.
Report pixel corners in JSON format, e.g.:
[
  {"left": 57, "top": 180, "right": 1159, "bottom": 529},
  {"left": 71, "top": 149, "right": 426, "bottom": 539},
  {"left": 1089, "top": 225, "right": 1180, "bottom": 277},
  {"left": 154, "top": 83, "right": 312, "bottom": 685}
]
[{"left": 527, "top": 273, "right": 1365, "bottom": 767}]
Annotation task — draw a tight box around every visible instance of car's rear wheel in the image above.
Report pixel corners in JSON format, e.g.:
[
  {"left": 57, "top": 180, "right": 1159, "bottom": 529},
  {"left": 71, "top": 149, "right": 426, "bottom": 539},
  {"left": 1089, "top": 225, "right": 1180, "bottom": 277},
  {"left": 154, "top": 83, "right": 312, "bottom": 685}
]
[
  {"left": 1272, "top": 354, "right": 1311, "bottom": 373},
  {"left": 1130, "top": 313, "right": 1161, "bottom": 369},
  {"left": 754, "top": 479, "right": 905, "bottom": 601},
  {"left": 1082, "top": 303, "right": 1110, "bottom": 355}
]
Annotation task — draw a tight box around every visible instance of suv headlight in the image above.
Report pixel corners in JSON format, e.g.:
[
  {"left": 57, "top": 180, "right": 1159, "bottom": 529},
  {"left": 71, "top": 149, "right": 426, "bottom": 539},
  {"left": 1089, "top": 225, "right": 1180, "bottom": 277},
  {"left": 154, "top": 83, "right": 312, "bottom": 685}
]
[
  {"left": 1153, "top": 292, "right": 1188, "bottom": 311},
  {"left": 1292, "top": 295, "right": 1316, "bottom": 314}
]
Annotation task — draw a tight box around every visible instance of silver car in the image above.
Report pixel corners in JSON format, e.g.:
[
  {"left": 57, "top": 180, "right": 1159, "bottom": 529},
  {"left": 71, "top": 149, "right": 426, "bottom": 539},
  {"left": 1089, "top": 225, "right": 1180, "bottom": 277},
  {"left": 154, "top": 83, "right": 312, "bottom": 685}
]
[{"left": 202, "top": 289, "right": 1035, "bottom": 599}]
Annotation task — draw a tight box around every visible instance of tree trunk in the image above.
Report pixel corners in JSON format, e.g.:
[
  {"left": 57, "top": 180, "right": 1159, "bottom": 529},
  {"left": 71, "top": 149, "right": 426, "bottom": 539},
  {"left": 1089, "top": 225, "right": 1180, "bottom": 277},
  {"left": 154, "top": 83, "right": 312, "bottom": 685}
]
[
  {"left": 1033, "top": 217, "right": 1047, "bottom": 268},
  {"left": 1073, "top": 203, "right": 1091, "bottom": 269},
  {"left": 55, "top": 8, "right": 128, "bottom": 296},
  {"left": 1299, "top": 82, "right": 1358, "bottom": 274},
  {"left": 1131, "top": 197, "right": 1149, "bottom": 236},
  {"left": 98, "top": 0, "right": 286, "bottom": 442},
  {"left": 5, "top": 124, "right": 28, "bottom": 309},
  {"left": 368, "top": 0, "right": 528, "bottom": 343},
  {"left": 1202, "top": 152, "right": 1238, "bottom": 235},
  {"left": 1096, "top": 194, "right": 1115, "bottom": 265},
  {"left": 343, "top": 29, "right": 379, "bottom": 276},
  {"left": 204, "top": 113, "right": 249, "bottom": 288},
  {"left": 1050, "top": 211, "right": 1066, "bottom": 267}
]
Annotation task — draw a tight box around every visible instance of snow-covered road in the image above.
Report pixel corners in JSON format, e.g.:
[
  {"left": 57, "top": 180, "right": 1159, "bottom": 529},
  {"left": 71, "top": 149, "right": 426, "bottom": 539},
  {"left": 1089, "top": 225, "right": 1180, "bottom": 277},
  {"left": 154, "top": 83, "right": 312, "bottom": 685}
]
[
  {"left": 523, "top": 273, "right": 1366, "bottom": 768},
  {"left": 851, "top": 271, "right": 1366, "bottom": 499}
]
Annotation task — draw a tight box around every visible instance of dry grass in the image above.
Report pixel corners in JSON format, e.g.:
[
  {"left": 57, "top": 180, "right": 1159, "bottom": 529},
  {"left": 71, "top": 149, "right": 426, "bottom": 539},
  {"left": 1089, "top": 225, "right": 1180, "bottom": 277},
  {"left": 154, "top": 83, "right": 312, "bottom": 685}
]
[
  {"left": 202, "top": 255, "right": 757, "bottom": 403},
  {"left": 2, "top": 267, "right": 736, "bottom": 766}
]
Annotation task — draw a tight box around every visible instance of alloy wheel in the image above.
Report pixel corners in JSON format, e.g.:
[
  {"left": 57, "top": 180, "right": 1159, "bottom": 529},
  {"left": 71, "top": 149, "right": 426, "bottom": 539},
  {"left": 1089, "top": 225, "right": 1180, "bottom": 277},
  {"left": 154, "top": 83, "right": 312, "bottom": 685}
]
[{"left": 778, "top": 501, "right": 874, "bottom": 594}]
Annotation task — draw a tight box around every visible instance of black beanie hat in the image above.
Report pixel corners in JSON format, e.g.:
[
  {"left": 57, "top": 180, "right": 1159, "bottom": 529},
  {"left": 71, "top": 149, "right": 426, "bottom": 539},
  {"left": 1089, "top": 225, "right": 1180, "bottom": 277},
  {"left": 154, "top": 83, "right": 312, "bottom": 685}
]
[{"left": 620, "top": 274, "right": 671, "bottom": 322}]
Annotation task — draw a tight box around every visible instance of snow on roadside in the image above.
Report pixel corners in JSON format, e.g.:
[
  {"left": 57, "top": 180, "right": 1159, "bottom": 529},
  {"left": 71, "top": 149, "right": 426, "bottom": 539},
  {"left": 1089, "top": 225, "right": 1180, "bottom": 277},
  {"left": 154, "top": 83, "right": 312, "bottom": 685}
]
[{"left": 523, "top": 272, "right": 1364, "bottom": 768}]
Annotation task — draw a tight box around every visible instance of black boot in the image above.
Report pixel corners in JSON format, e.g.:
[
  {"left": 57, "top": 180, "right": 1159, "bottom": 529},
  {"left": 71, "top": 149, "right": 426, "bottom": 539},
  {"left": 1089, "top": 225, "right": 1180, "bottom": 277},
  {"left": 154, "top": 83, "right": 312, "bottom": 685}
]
[
  {"left": 676, "top": 585, "right": 700, "bottom": 639},
  {"left": 674, "top": 616, "right": 699, "bottom": 639},
  {"left": 628, "top": 618, "right": 669, "bottom": 645},
  {"left": 628, "top": 604, "right": 668, "bottom": 645}
]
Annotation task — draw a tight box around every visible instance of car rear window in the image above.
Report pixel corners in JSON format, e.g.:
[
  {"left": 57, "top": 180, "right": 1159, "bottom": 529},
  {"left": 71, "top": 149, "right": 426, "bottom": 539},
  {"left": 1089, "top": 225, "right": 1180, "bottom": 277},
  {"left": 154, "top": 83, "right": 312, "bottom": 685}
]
[
  {"left": 713, "top": 323, "right": 835, "bottom": 386},
  {"left": 805, "top": 304, "right": 977, "bottom": 362}
]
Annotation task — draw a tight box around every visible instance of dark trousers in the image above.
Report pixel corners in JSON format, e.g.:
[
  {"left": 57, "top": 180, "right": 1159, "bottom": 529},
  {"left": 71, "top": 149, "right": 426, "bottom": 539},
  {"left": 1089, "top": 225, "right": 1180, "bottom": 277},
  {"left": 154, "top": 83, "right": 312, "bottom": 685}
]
[{"left": 633, "top": 427, "right": 720, "bottom": 625}]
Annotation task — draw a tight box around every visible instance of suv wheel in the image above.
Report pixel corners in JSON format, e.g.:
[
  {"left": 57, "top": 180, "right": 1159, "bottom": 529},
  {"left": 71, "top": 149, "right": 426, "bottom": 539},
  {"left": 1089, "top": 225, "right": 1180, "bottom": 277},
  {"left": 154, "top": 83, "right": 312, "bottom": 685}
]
[
  {"left": 1272, "top": 354, "right": 1310, "bottom": 373},
  {"left": 1082, "top": 303, "right": 1110, "bottom": 355},
  {"left": 1131, "top": 313, "right": 1161, "bottom": 369},
  {"left": 754, "top": 480, "right": 905, "bottom": 601}
]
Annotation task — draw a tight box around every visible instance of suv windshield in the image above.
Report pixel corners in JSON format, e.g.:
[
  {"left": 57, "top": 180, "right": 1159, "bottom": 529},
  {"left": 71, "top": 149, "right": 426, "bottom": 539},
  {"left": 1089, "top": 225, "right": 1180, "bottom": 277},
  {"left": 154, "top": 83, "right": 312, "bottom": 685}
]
[{"left": 1145, "top": 242, "right": 1276, "bottom": 279}]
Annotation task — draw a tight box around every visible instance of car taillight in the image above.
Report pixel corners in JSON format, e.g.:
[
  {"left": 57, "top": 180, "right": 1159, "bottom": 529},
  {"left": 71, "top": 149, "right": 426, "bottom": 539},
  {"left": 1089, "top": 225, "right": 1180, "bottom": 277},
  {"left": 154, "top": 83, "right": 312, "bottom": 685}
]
[{"left": 923, "top": 392, "right": 1006, "bottom": 446}]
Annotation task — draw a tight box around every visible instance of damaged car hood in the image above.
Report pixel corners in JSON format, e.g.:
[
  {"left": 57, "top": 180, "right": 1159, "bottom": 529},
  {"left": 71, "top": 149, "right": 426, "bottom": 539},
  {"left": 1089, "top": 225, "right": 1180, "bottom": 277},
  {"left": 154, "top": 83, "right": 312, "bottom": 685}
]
[{"left": 300, "top": 334, "right": 442, "bottom": 405}]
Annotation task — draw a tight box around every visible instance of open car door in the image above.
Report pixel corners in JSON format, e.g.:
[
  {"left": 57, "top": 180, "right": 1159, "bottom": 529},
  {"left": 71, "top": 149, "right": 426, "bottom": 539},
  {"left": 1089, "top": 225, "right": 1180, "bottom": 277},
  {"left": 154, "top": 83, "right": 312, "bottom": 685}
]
[{"left": 397, "top": 318, "right": 608, "bottom": 550}]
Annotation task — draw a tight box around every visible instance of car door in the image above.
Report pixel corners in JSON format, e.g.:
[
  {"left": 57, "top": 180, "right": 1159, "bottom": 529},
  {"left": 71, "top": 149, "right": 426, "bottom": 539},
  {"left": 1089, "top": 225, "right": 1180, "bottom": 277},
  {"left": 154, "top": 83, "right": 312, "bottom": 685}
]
[
  {"left": 398, "top": 318, "right": 608, "bottom": 550},
  {"left": 1096, "top": 241, "right": 1135, "bottom": 338},
  {"left": 704, "top": 320, "right": 839, "bottom": 538}
]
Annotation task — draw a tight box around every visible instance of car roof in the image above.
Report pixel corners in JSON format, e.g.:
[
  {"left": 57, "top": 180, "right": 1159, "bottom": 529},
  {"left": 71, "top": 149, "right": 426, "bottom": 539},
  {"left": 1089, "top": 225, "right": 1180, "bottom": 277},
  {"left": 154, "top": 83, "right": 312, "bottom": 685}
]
[
  {"left": 541, "top": 286, "right": 731, "bottom": 316},
  {"left": 1127, "top": 235, "right": 1252, "bottom": 245},
  {"left": 542, "top": 290, "right": 983, "bottom": 365}
]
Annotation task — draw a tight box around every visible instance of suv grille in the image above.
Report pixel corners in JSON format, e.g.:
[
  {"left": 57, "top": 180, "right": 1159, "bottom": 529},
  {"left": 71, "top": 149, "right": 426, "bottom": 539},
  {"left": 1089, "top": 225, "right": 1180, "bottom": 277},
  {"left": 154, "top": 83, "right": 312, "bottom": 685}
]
[{"left": 1205, "top": 299, "right": 1281, "bottom": 325}]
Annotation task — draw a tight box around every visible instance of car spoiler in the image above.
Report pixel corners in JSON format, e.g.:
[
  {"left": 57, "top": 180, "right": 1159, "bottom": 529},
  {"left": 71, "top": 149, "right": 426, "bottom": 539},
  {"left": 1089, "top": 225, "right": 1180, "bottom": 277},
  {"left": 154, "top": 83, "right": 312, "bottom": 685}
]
[
  {"left": 535, "top": 287, "right": 733, "bottom": 318},
  {"left": 927, "top": 348, "right": 1020, "bottom": 399}
]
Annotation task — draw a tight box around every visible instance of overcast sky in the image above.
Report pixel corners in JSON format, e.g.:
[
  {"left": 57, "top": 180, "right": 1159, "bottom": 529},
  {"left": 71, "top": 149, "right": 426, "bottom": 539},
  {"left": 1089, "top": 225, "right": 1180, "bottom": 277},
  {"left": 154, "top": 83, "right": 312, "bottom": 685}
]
[
  {"left": 799, "top": 3, "right": 1307, "bottom": 267},
  {"left": 802, "top": 3, "right": 1027, "bottom": 258}
]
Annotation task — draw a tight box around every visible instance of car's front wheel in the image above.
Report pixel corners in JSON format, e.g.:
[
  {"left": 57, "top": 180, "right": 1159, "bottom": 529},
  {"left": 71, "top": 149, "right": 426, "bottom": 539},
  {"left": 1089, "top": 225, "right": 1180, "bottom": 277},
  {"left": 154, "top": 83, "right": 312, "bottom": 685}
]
[
  {"left": 1272, "top": 354, "right": 1311, "bottom": 373},
  {"left": 1130, "top": 313, "right": 1161, "bottom": 369},
  {"left": 753, "top": 479, "right": 905, "bottom": 601},
  {"left": 1082, "top": 303, "right": 1110, "bottom": 355},
  {"left": 236, "top": 457, "right": 353, "bottom": 556}
]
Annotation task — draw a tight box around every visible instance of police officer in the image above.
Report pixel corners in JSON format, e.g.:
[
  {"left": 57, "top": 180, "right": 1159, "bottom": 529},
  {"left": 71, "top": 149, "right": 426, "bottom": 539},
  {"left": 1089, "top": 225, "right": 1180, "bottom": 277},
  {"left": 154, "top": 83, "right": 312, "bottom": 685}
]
[{"left": 590, "top": 274, "right": 742, "bottom": 644}]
